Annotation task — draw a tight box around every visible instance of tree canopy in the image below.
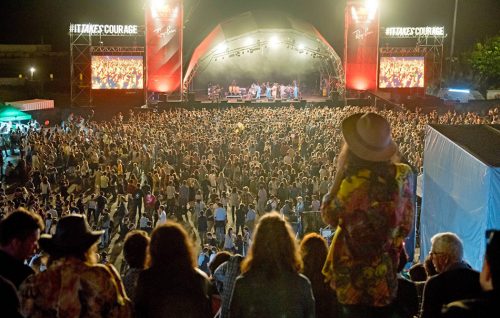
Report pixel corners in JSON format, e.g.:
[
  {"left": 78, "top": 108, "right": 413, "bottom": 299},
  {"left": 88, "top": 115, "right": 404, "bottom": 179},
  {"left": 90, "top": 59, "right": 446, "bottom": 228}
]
[{"left": 468, "top": 35, "right": 500, "bottom": 89}]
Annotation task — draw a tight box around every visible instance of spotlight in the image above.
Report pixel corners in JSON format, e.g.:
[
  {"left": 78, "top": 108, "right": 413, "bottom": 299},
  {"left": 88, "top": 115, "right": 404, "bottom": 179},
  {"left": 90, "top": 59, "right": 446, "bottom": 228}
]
[
  {"left": 269, "top": 36, "right": 279, "bottom": 48},
  {"left": 365, "top": 0, "right": 379, "bottom": 21},
  {"left": 30, "top": 67, "right": 36, "bottom": 80},
  {"left": 244, "top": 37, "right": 254, "bottom": 46},
  {"left": 215, "top": 43, "right": 227, "bottom": 54}
]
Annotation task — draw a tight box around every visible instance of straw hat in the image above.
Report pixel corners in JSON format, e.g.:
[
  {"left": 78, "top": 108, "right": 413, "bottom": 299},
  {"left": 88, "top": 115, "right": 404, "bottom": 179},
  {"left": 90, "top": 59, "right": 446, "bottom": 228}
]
[{"left": 341, "top": 113, "right": 397, "bottom": 162}]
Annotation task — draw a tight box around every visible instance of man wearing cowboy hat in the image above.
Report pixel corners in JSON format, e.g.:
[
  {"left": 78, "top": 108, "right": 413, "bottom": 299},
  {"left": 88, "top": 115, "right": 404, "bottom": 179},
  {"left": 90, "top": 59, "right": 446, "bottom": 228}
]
[
  {"left": 18, "top": 214, "right": 131, "bottom": 317},
  {"left": 321, "top": 112, "right": 415, "bottom": 317}
]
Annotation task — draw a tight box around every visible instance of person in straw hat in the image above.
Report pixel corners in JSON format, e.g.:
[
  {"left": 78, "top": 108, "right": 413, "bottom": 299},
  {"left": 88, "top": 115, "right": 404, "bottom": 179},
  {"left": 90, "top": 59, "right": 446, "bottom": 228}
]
[
  {"left": 321, "top": 112, "right": 415, "bottom": 318},
  {"left": 18, "top": 214, "right": 132, "bottom": 317}
]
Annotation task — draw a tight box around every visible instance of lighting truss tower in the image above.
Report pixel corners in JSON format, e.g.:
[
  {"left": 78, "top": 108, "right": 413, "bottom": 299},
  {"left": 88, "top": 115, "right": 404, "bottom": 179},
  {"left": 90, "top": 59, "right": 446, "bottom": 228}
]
[
  {"left": 69, "top": 25, "right": 145, "bottom": 107},
  {"left": 70, "top": 31, "right": 92, "bottom": 107},
  {"left": 416, "top": 34, "right": 445, "bottom": 89}
]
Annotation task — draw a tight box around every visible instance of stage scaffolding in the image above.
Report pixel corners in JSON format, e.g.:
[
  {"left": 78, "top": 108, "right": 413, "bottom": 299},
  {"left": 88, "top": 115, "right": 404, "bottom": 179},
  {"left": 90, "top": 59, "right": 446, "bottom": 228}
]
[{"left": 69, "top": 27, "right": 145, "bottom": 107}]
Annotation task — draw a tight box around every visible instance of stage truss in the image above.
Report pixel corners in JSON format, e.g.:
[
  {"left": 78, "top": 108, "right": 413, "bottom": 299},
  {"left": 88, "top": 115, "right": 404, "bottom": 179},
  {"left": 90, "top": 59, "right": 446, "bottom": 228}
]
[
  {"left": 182, "top": 32, "right": 345, "bottom": 101},
  {"left": 69, "top": 29, "right": 145, "bottom": 107}
]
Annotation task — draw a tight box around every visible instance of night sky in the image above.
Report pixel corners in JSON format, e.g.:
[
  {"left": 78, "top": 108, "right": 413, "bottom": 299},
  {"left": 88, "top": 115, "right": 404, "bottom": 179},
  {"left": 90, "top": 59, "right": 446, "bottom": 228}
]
[{"left": 0, "top": 0, "right": 499, "bottom": 57}]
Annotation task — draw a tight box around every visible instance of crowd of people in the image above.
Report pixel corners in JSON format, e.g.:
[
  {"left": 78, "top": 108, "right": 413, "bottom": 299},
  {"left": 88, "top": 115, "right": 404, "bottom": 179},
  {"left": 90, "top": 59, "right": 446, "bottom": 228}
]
[{"left": 0, "top": 104, "right": 499, "bottom": 317}]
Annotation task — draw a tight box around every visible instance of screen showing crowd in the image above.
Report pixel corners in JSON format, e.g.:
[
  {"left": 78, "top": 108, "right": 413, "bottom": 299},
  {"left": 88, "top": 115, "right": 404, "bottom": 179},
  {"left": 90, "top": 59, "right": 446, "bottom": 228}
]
[
  {"left": 91, "top": 55, "right": 144, "bottom": 89},
  {"left": 379, "top": 56, "right": 425, "bottom": 88}
]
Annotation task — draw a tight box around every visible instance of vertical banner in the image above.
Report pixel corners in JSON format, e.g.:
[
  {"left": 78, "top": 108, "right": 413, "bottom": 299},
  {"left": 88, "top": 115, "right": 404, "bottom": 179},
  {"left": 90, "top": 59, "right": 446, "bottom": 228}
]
[
  {"left": 146, "top": 0, "right": 183, "bottom": 94},
  {"left": 344, "top": 0, "right": 380, "bottom": 91}
]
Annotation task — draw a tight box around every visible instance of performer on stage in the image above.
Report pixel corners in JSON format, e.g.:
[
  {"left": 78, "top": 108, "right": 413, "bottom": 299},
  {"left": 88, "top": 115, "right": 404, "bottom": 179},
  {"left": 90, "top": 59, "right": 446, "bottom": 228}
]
[
  {"left": 266, "top": 82, "right": 272, "bottom": 99},
  {"left": 229, "top": 80, "right": 237, "bottom": 95},
  {"left": 249, "top": 83, "right": 256, "bottom": 100},
  {"left": 280, "top": 84, "right": 286, "bottom": 100},
  {"left": 272, "top": 83, "right": 278, "bottom": 99},
  {"left": 293, "top": 80, "right": 299, "bottom": 100},
  {"left": 256, "top": 82, "right": 261, "bottom": 99}
]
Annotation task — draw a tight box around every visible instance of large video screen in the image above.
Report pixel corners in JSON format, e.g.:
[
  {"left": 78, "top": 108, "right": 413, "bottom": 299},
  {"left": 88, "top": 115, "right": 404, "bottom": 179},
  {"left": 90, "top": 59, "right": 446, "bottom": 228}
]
[
  {"left": 379, "top": 56, "right": 424, "bottom": 88},
  {"left": 91, "top": 55, "right": 143, "bottom": 89}
]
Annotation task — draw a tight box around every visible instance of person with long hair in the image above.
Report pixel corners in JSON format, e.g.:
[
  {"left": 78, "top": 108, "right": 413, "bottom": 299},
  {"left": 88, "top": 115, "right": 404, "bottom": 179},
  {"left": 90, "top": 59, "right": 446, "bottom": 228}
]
[
  {"left": 321, "top": 113, "right": 415, "bottom": 318},
  {"left": 300, "top": 233, "right": 338, "bottom": 318},
  {"left": 134, "top": 222, "right": 211, "bottom": 318},
  {"left": 229, "top": 212, "right": 315, "bottom": 318}
]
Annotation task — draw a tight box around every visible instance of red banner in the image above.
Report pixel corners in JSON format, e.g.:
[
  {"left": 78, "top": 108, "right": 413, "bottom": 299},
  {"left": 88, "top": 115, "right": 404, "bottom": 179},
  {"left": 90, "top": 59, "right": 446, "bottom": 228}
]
[
  {"left": 145, "top": 0, "right": 183, "bottom": 94},
  {"left": 344, "top": 1, "right": 380, "bottom": 91}
]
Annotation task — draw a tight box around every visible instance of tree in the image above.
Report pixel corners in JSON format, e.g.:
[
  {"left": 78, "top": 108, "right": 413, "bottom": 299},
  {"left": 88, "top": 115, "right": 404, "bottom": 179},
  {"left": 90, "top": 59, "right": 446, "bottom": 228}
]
[{"left": 468, "top": 35, "right": 500, "bottom": 89}]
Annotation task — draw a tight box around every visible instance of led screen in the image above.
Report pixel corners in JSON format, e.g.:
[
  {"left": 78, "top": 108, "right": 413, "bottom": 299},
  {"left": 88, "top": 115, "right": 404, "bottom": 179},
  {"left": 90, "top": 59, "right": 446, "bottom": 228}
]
[
  {"left": 379, "top": 56, "right": 424, "bottom": 88},
  {"left": 91, "top": 55, "right": 143, "bottom": 89}
]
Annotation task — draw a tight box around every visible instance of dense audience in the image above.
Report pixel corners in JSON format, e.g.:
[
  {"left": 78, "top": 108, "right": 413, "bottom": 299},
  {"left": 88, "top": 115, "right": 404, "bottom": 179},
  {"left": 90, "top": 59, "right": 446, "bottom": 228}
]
[{"left": 0, "top": 104, "right": 499, "bottom": 317}]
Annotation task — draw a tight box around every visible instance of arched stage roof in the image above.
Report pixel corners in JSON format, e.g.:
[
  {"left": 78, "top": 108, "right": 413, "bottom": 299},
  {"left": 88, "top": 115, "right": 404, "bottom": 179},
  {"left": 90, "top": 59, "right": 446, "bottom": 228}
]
[{"left": 183, "top": 11, "right": 344, "bottom": 96}]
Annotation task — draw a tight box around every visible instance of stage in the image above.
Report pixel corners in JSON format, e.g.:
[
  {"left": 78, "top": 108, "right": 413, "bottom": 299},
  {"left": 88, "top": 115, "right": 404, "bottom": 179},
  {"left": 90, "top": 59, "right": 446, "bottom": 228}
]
[
  {"left": 198, "top": 94, "right": 333, "bottom": 105},
  {"left": 145, "top": 95, "right": 370, "bottom": 111}
]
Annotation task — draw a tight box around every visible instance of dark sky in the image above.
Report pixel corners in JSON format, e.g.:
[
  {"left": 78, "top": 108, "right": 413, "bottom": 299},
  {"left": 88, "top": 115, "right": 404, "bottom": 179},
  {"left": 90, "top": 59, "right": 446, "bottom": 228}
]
[{"left": 0, "top": 0, "right": 498, "bottom": 57}]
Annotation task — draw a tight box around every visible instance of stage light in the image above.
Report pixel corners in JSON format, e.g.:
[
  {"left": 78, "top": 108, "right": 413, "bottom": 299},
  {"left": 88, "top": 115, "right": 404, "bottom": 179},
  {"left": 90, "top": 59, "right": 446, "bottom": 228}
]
[
  {"left": 365, "top": 0, "right": 378, "bottom": 12},
  {"left": 244, "top": 37, "right": 254, "bottom": 46},
  {"left": 298, "top": 43, "right": 305, "bottom": 51},
  {"left": 449, "top": 88, "right": 470, "bottom": 94},
  {"left": 269, "top": 36, "right": 279, "bottom": 48},
  {"left": 351, "top": 7, "right": 359, "bottom": 23},
  {"left": 365, "top": 0, "right": 378, "bottom": 21},
  {"left": 30, "top": 67, "right": 36, "bottom": 80},
  {"left": 215, "top": 43, "right": 227, "bottom": 53},
  {"left": 151, "top": 0, "right": 169, "bottom": 18},
  {"left": 151, "top": 0, "right": 166, "bottom": 10}
]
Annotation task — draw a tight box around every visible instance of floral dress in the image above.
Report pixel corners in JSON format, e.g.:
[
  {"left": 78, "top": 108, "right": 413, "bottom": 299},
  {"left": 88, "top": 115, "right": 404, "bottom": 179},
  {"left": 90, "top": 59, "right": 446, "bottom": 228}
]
[{"left": 322, "top": 163, "right": 415, "bottom": 307}]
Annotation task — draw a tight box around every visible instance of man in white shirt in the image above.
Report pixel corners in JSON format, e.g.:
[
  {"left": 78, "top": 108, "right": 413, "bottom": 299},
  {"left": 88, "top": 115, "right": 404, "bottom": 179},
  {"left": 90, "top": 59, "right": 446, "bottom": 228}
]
[
  {"left": 214, "top": 202, "right": 227, "bottom": 247},
  {"left": 100, "top": 172, "right": 109, "bottom": 195},
  {"left": 165, "top": 181, "right": 176, "bottom": 208},
  {"left": 156, "top": 205, "right": 167, "bottom": 227},
  {"left": 245, "top": 204, "right": 257, "bottom": 234},
  {"left": 139, "top": 213, "right": 149, "bottom": 231}
]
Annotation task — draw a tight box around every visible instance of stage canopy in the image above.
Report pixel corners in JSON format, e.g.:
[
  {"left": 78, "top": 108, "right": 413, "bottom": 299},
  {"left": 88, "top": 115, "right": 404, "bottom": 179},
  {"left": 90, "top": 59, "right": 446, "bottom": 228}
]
[
  {"left": 183, "top": 11, "right": 344, "bottom": 96},
  {"left": 0, "top": 104, "right": 32, "bottom": 122},
  {"left": 420, "top": 124, "right": 500, "bottom": 270}
]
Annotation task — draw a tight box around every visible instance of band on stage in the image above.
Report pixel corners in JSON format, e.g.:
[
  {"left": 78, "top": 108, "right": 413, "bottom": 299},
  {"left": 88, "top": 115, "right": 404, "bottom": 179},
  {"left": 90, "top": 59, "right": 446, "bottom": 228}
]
[{"left": 208, "top": 80, "right": 300, "bottom": 102}]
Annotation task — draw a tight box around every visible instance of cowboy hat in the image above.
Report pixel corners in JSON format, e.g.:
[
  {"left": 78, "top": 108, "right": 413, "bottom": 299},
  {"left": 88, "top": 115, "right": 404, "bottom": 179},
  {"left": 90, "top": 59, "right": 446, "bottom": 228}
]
[
  {"left": 39, "top": 214, "right": 104, "bottom": 254},
  {"left": 341, "top": 113, "right": 397, "bottom": 162}
]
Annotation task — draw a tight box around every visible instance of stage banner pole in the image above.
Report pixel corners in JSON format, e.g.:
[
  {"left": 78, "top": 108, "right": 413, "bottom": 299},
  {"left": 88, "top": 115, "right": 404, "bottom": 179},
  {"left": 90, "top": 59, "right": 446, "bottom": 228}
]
[
  {"left": 145, "top": 0, "right": 183, "bottom": 100},
  {"left": 344, "top": 0, "right": 380, "bottom": 91}
]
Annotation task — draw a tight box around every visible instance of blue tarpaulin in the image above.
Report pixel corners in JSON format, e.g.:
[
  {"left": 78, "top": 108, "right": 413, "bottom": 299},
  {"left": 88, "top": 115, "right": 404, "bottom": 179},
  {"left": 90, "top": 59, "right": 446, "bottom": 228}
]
[{"left": 420, "top": 125, "right": 500, "bottom": 270}]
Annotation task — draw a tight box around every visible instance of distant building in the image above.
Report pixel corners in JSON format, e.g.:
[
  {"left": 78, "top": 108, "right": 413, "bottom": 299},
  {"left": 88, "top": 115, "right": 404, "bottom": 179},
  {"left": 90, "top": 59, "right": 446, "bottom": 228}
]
[{"left": 0, "top": 44, "right": 67, "bottom": 85}]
